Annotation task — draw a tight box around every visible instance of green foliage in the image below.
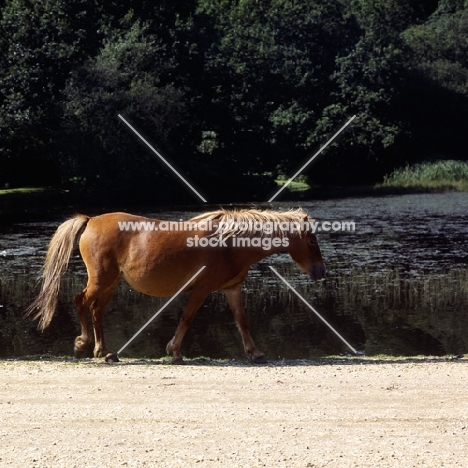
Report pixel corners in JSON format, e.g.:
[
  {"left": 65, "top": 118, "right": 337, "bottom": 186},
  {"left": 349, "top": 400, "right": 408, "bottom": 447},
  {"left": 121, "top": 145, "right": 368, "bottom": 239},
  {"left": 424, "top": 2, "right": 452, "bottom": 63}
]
[
  {"left": 311, "top": 1, "right": 413, "bottom": 183},
  {"left": 62, "top": 19, "right": 188, "bottom": 198},
  {"left": 403, "top": 6, "right": 468, "bottom": 94},
  {"left": 0, "top": 0, "right": 101, "bottom": 101},
  {"left": 197, "top": 0, "right": 353, "bottom": 170},
  {"left": 0, "top": 0, "right": 104, "bottom": 184},
  {"left": 400, "top": 3, "right": 468, "bottom": 162},
  {"left": 1, "top": 0, "right": 468, "bottom": 198}
]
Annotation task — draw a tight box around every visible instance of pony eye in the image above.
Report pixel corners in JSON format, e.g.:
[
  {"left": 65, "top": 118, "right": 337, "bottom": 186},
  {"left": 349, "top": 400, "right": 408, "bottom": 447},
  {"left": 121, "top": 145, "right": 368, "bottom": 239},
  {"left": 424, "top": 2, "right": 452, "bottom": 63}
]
[{"left": 308, "top": 238, "right": 317, "bottom": 246}]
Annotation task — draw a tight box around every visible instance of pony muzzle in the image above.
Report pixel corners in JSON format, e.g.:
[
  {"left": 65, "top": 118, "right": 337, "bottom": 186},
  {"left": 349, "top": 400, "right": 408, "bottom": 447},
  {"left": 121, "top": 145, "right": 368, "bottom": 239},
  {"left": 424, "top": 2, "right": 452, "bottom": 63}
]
[{"left": 310, "top": 264, "right": 326, "bottom": 280}]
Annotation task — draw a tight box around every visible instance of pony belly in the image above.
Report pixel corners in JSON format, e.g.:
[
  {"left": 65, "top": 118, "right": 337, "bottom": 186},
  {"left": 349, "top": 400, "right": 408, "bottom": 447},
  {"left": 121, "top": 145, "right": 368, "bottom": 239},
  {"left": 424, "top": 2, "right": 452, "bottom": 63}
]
[{"left": 120, "top": 270, "right": 189, "bottom": 297}]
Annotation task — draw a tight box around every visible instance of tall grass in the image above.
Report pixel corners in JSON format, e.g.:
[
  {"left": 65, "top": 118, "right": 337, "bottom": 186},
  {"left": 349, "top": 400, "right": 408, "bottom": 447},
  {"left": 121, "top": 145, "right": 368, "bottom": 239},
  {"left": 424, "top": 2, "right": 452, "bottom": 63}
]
[
  {"left": 311, "top": 268, "right": 468, "bottom": 310},
  {"left": 379, "top": 160, "right": 468, "bottom": 190},
  {"left": 3, "top": 266, "right": 468, "bottom": 357}
]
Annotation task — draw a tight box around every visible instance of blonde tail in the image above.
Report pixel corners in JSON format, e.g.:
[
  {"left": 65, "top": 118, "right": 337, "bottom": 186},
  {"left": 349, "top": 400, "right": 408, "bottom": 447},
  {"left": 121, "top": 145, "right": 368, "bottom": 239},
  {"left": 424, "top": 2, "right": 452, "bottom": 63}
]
[{"left": 25, "top": 214, "right": 89, "bottom": 331}]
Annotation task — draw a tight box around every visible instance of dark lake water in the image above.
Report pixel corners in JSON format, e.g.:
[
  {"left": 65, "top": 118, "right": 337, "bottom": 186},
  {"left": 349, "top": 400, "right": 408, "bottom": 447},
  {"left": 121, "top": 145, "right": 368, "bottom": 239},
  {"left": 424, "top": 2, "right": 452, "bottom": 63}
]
[{"left": 1, "top": 192, "right": 467, "bottom": 360}]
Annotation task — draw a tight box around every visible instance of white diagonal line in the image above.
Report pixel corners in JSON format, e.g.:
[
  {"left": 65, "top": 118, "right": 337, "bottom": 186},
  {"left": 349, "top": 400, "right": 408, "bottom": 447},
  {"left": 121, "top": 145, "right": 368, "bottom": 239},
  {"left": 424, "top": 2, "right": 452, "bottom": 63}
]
[
  {"left": 269, "top": 266, "right": 357, "bottom": 354},
  {"left": 118, "top": 114, "right": 207, "bottom": 202},
  {"left": 268, "top": 115, "right": 356, "bottom": 202},
  {"left": 117, "top": 266, "right": 206, "bottom": 356}
]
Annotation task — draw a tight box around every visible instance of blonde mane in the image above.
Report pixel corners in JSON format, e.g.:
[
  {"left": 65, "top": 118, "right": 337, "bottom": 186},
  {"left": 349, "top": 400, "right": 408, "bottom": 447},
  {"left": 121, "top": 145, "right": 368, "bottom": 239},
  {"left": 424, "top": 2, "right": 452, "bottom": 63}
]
[{"left": 189, "top": 208, "right": 310, "bottom": 238}]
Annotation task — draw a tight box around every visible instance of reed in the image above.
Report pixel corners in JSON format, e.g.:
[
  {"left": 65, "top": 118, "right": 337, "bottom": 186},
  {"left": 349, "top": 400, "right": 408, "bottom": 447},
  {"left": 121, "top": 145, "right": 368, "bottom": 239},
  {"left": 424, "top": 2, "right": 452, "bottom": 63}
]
[
  {"left": 379, "top": 160, "right": 468, "bottom": 191},
  {"left": 307, "top": 267, "right": 468, "bottom": 310},
  {"left": 2, "top": 266, "right": 468, "bottom": 358}
]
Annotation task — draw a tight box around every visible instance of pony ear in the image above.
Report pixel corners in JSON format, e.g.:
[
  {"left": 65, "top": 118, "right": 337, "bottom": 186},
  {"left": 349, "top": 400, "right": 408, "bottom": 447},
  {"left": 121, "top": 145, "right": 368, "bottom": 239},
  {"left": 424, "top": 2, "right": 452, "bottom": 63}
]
[{"left": 302, "top": 214, "right": 308, "bottom": 221}]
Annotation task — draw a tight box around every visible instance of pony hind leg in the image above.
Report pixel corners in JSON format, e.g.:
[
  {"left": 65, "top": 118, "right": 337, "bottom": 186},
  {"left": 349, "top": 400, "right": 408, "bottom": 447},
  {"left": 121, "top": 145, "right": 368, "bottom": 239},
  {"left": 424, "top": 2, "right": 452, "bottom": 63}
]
[
  {"left": 89, "top": 282, "right": 119, "bottom": 361},
  {"left": 73, "top": 289, "right": 92, "bottom": 358},
  {"left": 73, "top": 279, "right": 119, "bottom": 361},
  {"left": 223, "top": 284, "right": 266, "bottom": 364}
]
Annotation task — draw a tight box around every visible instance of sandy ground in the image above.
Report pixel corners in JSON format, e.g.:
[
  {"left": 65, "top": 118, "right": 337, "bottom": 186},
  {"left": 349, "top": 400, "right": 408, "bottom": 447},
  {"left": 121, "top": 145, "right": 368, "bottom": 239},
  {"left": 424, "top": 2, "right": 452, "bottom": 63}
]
[{"left": 1, "top": 357, "right": 468, "bottom": 467}]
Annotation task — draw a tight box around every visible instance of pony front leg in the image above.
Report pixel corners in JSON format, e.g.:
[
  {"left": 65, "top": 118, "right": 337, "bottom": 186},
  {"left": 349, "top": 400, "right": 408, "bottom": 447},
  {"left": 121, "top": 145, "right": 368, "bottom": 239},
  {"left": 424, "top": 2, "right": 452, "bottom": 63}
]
[
  {"left": 223, "top": 285, "right": 267, "bottom": 364},
  {"left": 91, "top": 314, "right": 113, "bottom": 359},
  {"left": 166, "top": 289, "right": 209, "bottom": 364}
]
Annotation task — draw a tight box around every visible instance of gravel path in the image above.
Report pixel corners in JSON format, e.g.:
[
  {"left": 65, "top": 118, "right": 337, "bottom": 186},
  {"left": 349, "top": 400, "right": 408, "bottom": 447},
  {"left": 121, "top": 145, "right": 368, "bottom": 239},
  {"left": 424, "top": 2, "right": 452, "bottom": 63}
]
[{"left": 1, "top": 357, "right": 468, "bottom": 467}]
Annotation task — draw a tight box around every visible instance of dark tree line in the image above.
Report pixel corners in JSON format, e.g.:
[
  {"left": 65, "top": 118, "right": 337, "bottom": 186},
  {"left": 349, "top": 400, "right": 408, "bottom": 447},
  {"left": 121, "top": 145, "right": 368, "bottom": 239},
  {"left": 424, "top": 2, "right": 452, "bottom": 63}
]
[{"left": 1, "top": 0, "right": 467, "bottom": 202}]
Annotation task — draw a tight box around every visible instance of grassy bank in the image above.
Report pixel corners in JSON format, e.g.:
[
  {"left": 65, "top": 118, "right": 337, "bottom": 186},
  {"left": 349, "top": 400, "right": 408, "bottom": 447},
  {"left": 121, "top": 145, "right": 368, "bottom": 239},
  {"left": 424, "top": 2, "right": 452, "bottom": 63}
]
[{"left": 378, "top": 160, "right": 468, "bottom": 191}]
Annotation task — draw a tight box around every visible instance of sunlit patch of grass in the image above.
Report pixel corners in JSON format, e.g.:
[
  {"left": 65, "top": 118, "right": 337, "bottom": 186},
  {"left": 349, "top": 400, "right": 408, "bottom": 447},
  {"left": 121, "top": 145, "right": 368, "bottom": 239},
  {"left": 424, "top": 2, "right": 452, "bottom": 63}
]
[
  {"left": 378, "top": 160, "right": 468, "bottom": 191},
  {"left": 275, "top": 175, "right": 310, "bottom": 191},
  {"left": 0, "top": 187, "right": 46, "bottom": 196}
]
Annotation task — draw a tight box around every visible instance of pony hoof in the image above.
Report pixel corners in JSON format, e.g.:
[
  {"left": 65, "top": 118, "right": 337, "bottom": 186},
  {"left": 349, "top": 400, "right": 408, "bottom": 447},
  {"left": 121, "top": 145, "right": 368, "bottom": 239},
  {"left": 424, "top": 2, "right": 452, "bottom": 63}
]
[
  {"left": 171, "top": 357, "right": 185, "bottom": 365},
  {"left": 73, "top": 348, "right": 88, "bottom": 359},
  {"left": 252, "top": 355, "right": 267, "bottom": 364},
  {"left": 105, "top": 353, "right": 119, "bottom": 363}
]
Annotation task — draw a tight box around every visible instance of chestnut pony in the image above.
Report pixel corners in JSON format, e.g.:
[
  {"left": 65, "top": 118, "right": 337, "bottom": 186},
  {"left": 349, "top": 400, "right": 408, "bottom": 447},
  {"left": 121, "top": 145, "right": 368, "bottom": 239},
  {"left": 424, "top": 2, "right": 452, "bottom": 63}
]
[{"left": 27, "top": 208, "right": 325, "bottom": 363}]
